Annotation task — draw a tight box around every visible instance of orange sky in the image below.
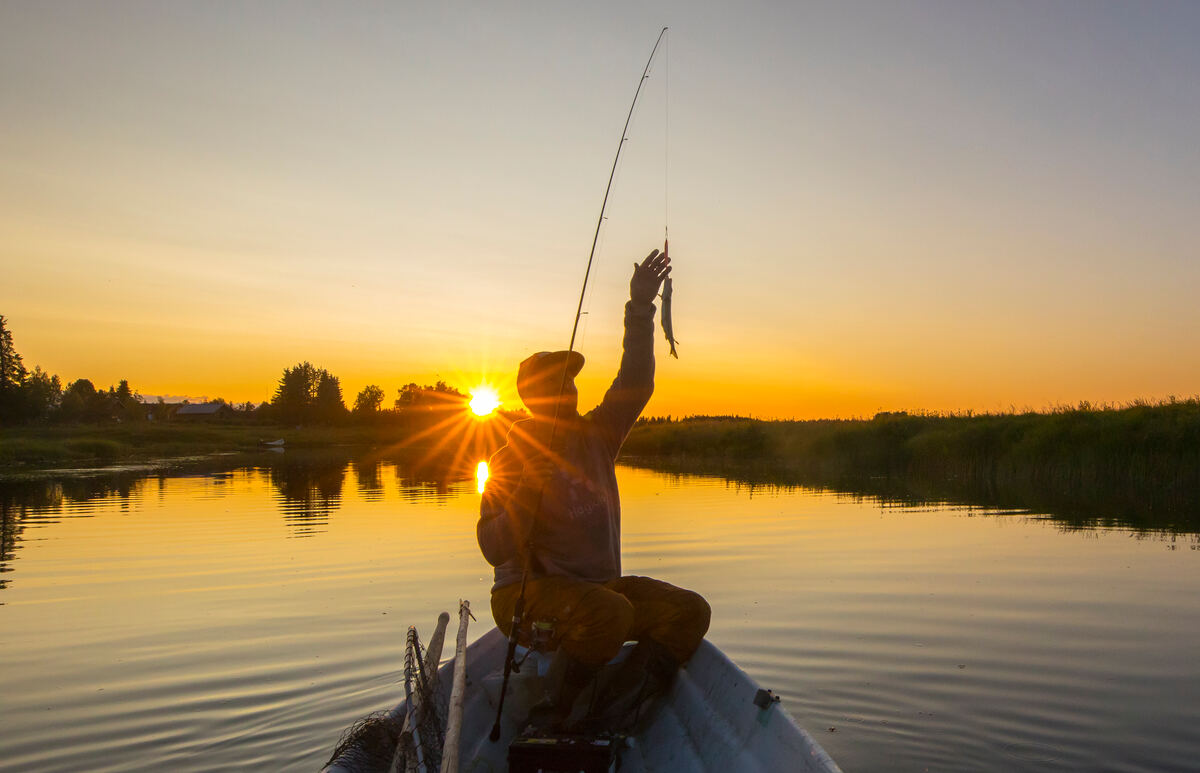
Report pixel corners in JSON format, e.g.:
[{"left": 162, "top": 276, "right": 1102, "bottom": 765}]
[{"left": 3, "top": 3, "right": 1198, "bottom": 419}]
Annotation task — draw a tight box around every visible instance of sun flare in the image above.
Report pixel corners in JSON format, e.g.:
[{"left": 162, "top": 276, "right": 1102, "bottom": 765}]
[{"left": 469, "top": 386, "right": 502, "bottom": 417}]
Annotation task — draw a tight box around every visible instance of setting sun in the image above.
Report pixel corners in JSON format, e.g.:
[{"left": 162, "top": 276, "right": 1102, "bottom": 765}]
[{"left": 468, "top": 386, "right": 502, "bottom": 417}]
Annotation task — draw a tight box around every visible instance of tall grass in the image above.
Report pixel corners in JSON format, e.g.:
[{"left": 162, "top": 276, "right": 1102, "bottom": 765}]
[{"left": 622, "top": 400, "right": 1200, "bottom": 532}]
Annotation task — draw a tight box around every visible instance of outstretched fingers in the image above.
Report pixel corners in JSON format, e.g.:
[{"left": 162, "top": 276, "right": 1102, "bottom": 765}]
[{"left": 640, "top": 248, "right": 671, "bottom": 279}]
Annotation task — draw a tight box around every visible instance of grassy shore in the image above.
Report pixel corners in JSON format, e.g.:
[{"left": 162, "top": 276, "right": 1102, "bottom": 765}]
[
  {"left": 0, "top": 407, "right": 523, "bottom": 473},
  {"left": 622, "top": 400, "right": 1200, "bottom": 531},
  {"left": 0, "top": 424, "right": 363, "bottom": 469},
  {"left": 5, "top": 402, "right": 1200, "bottom": 534},
  {"left": 7, "top": 400, "right": 1200, "bottom": 530}
]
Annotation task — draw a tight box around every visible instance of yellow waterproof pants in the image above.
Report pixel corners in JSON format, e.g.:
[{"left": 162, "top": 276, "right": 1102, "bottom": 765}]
[{"left": 491, "top": 575, "right": 711, "bottom": 667}]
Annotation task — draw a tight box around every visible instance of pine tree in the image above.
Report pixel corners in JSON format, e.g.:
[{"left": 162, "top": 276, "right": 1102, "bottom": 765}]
[
  {"left": 272, "top": 362, "right": 321, "bottom": 424},
  {"left": 315, "top": 371, "right": 347, "bottom": 422},
  {"left": 0, "top": 315, "right": 29, "bottom": 424}
]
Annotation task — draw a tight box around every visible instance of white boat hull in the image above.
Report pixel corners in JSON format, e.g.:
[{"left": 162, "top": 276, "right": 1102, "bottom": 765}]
[{"left": 326, "top": 627, "right": 841, "bottom": 772}]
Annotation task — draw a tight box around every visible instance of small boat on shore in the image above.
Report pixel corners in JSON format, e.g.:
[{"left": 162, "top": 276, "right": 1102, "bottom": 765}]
[{"left": 324, "top": 623, "right": 842, "bottom": 773}]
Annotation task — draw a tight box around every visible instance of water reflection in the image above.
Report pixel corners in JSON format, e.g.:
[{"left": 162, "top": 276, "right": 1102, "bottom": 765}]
[
  {"left": 2, "top": 455, "right": 1199, "bottom": 772},
  {"left": 0, "top": 451, "right": 480, "bottom": 579},
  {"left": 626, "top": 456, "right": 1200, "bottom": 537},
  {"left": 0, "top": 501, "right": 21, "bottom": 592},
  {"left": 265, "top": 451, "right": 482, "bottom": 534},
  {"left": 353, "top": 459, "right": 384, "bottom": 501},
  {"left": 476, "top": 461, "right": 489, "bottom": 494},
  {"left": 269, "top": 453, "right": 347, "bottom": 537},
  {"left": 4, "top": 449, "right": 1197, "bottom": 588},
  {"left": 0, "top": 474, "right": 158, "bottom": 591}
]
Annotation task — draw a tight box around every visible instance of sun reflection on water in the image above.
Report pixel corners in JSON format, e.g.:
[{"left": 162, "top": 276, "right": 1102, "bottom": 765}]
[{"left": 476, "top": 460, "right": 489, "bottom": 493}]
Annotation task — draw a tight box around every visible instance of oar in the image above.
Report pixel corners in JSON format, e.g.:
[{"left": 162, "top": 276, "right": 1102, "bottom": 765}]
[
  {"left": 389, "top": 612, "right": 450, "bottom": 773},
  {"left": 440, "top": 600, "right": 473, "bottom": 773}
]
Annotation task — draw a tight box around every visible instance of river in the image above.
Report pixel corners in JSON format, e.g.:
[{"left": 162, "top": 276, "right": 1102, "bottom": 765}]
[{"left": 1, "top": 453, "right": 1197, "bottom": 771}]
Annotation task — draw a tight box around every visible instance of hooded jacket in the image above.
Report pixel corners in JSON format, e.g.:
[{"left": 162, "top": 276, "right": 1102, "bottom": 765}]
[{"left": 477, "top": 300, "right": 656, "bottom": 590}]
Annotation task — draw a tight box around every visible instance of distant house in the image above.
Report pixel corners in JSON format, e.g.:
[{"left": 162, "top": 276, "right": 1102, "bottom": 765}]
[
  {"left": 174, "top": 402, "right": 236, "bottom": 421},
  {"left": 141, "top": 400, "right": 184, "bottom": 422}
]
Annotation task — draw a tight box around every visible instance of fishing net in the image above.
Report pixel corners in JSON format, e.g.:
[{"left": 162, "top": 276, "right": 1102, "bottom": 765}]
[{"left": 325, "top": 626, "right": 447, "bottom": 772}]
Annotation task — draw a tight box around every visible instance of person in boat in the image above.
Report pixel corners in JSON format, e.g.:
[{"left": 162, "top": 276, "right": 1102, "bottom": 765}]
[{"left": 477, "top": 247, "right": 711, "bottom": 730}]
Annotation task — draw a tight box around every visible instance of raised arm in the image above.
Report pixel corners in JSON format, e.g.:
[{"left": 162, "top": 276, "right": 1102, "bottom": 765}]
[{"left": 590, "top": 249, "right": 672, "bottom": 458}]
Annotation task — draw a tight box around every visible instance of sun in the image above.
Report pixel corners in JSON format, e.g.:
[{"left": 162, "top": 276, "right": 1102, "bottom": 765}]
[{"left": 468, "top": 385, "right": 502, "bottom": 417}]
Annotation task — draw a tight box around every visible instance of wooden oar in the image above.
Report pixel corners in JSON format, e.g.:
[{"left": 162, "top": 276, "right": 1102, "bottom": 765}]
[
  {"left": 389, "top": 612, "right": 451, "bottom": 773},
  {"left": 440, "top": 600, "right": 473, "bottom": 773}
]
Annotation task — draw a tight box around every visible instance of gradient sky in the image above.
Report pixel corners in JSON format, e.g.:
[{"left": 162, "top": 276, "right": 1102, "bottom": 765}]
[{"left": 2, "top": 1, "right": 1198, "bottom": 418}]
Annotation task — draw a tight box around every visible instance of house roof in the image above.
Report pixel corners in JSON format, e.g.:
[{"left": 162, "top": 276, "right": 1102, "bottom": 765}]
[{"left": 175, "top": 402, "right": 229, "bottom": 415}]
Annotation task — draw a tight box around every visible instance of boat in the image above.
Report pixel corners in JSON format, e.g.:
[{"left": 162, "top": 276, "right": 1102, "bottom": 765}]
[{"left": 323, "top": 623, "right": 842, "bottom": 773}]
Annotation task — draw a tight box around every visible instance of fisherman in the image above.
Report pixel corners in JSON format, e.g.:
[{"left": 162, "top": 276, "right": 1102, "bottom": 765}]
[{"left": 477, "top": 248, "right": 710, "bottom": 731}]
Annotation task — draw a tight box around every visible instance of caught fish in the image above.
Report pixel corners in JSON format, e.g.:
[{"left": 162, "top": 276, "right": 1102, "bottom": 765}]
[{"left": 661, "top": 275, "right": 679, "bottom": 358}]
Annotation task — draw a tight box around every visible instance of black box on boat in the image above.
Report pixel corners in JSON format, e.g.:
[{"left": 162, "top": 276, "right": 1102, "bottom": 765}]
[{"left": 508, "top": 733, "right": 619, "bottom": 773}]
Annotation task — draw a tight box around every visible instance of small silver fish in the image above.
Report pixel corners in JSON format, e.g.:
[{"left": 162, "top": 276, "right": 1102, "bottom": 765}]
[{"left": 661, "top": 276, "right": 679, "bottom": 359}]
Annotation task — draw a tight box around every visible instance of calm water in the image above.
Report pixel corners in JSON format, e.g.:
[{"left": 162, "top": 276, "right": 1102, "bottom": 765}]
[{"left": 1, "top": 456, "right": 1198, "bottom": 772}]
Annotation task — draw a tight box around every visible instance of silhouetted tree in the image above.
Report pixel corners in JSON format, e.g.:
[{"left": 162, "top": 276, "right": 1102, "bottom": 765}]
[
  {"left": 395, "top": 382, "right": 420, "bottom": 409},
  {"left": 272, "top": 362, "right": 321, "bottom": 424},
  {"left": 21, "top": 367, "right": 62, "bottom": 421},
  {"left": 0, "top": 316, "right": 29, "bottom": 424},
  {"left": 111, "top": 379, "right": 144, "bottom": 422},
  {"left": 60, "top": 379, "right": 109, "bottom": 422},
  {"left": 315, "top": 371, "right": 347, "bottom": 423},
  {"left": 272, "top": 362, "right": 346, "bottom": 424},
  {"left": 353, "top": 384, "right": 385, "bottom": 414},
  {"left": 395, "top": 380, "right": 465, "bottom": 410}
]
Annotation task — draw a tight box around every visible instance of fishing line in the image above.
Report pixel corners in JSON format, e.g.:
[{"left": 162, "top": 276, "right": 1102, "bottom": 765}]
[{"left": 664, "top": 28, "right": 670, "bottom": 251}]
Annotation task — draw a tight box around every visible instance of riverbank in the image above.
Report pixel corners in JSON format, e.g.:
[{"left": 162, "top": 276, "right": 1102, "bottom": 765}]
[
  {"left": 0, "top": 424, "right": 352, "bottom": 469},
  {"left": 0, "top": 415, "right": 517, "bottom": 473},
  {"left": 622, "top": 399, "right": 1200, "bottom": 531},
  {"left": 8, "top": 400, "right": 1200, "bottom": 531}
]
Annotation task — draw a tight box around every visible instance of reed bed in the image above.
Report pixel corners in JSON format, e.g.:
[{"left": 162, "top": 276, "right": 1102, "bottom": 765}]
[{"left": 623, "top": 399, "right": 1200, "bottom": 533}]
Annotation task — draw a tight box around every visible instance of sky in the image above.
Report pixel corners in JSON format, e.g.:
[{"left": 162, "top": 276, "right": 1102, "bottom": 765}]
[{"left": 2, "top": 1, "right": 1198, "bottom": 419}]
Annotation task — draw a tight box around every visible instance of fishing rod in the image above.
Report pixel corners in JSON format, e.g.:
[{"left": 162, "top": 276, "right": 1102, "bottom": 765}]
[{"left": 489, "top": 26, "right": 669, "bottom": 744}]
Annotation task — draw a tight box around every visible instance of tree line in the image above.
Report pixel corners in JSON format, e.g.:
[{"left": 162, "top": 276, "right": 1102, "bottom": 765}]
[
  {"left": 0, "top": 315, "right": 266, "bottom": 425},
  {"left": 0, "top": 315, "right": 150, "bottom": 424},
  {"left": 0, "top": 315, "right": 488, "bottom": 427},
  {"left": 267, "top": 359, "right": 475, "bottom": 426}
]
